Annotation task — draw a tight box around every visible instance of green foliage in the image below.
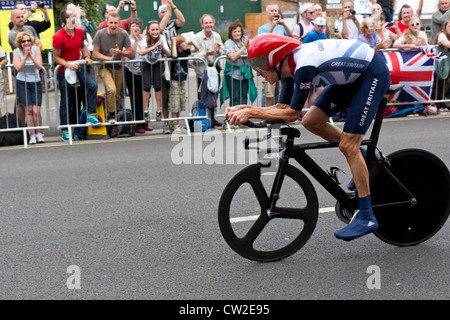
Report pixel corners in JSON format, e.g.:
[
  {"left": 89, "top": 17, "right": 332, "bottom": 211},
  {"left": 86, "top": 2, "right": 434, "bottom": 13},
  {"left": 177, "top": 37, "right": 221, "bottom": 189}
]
[{"left": 53, "top": 0, "right": 109, "bottom": 31}]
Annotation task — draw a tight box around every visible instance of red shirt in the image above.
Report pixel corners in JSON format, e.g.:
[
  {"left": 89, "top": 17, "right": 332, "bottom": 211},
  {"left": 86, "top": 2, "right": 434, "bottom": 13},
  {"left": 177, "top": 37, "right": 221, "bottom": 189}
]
[
  {"left": 52, "top": 27, "right": 85, "bottom": 72},
  {"left": 389, "top": 20, "right": 409, "bottom": 34},
  {"left": 98, "top": 17, "right": 131, "bottom": 31}
]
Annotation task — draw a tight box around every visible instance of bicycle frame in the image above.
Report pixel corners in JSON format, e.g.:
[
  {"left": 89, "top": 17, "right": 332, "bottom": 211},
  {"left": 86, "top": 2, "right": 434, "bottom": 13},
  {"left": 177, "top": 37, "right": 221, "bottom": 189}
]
[{"left": 266, "top": 88, "right": 416, "bottom": 217}]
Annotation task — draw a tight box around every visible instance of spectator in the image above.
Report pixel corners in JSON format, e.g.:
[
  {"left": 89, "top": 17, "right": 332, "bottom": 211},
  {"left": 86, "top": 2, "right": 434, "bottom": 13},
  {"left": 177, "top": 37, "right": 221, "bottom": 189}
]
[
  {"left": 192, "top": 14, "right": 224, "bottom": 127},
  {"left": 78, "top": 3, "right": 95, "bottom": 53},
  {"left": 374, "top": 14, "right": 393, "bottom": 48},
  {"left": 389, "top": 2, "right": 423, "bottom": 35},
  {"left": 12, "top": 32, "right": 43, "bottom": 144},
  {"left": 358, "top": 17, "right": 391, "bottom": 49},
  {"left": 334, "top": 0, "right": 363, "bottom": 39},
  {"left": 8, "top": 1, "right": 51, "bottom": 38},
  {"left": 312, "top": 4, "right": 331, "bottom": 38},
  {"left": 371, "top": 3, "right": 383, "bottom": 17},
  {"left": 370, "top": 0, "right": 396, "bottom": 22},
  {"left": 431, "top": 0, "right": 450, "bottom": 42},
  {"left": 301, "top": 16, "right": 328, "bottom": 114},
  {"left": 303, "top": 16, "right": 328, "bottom": 43},
  {"left": 53, "top": 4, "right": 100, "bottom": 142},
  {"left": 98, "top": 0, "right": 137, "bottom": 31},
  {"left": 8, "top": 9, "right": 41, "bottom": 51},
  {"left": 124, "top": 17, "right": 151, "bottom": 133},
  {"left": 159, "top": 0, "right": 185, "bottom": 46},
  {"left": 170, "top": 35, "right": 199, "bottom": 131},
  {"left": 158, "top": 0, "right": 186, "bottom": 133},
  {"left": 139, "top": 20, "right": 171, "bottom": 132},
  {"left": 393, "top": 17, "right": 428, "bottom": 49},
  {"left": 258, "top": 4, "right": 293, "bottom": 37},
  {"left": 292, "top": 3, "right": 314, "bottom": 41},
  {"left": 220, "top": 20, "right": 256, "bottom": 107},
  {"left": 257, "top": 4, "right": 292, "bottom": 107},
  {"left": 431, "top": 18, "right": 450, "bottom": 111},
  {"left": 0, "top": 45, "right": 7, "bottom": 118},
  {"left": 93, "top": 12, "right": 133, "bottom": 124},
  {"left": 9, "top": 8, "right": 42, "bottom": 127},
  {"left": 371, "top": 3, "right": 396, "bottom": 42}
]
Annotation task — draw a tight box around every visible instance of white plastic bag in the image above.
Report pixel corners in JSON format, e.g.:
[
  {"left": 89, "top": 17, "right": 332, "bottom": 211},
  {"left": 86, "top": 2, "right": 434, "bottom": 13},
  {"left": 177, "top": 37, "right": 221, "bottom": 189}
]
[{"left": 206, "top": 66, "right": 219, "bottom": 93}]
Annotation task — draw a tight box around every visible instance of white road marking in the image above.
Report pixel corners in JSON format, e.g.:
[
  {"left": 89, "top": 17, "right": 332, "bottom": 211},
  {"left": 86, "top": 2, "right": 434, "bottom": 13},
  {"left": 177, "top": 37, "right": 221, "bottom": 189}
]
[{"left": 230, "top": 207, "right": 335, "bottom": 223}]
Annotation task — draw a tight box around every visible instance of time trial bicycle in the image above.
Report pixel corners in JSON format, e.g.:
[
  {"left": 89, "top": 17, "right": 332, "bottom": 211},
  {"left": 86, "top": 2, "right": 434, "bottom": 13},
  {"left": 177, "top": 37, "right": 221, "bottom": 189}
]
[{"left": 218, "top": 85, "right": 450, "bottom": 262}]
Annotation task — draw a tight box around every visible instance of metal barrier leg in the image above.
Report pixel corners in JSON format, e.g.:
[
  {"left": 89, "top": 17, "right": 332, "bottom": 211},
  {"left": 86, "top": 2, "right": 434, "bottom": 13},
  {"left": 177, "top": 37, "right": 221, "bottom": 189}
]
[
  {"left": 226, "top": 121, "right": 232, "bottom": 132},
  {"left": 68, "top": 125, "right": 73, "bottom": 145},
  {"left": 23, "top": 128, "right": 28, "bottom": 149},
  {"left": 183, "top": 118, "right": 191, "bottom": 136}
]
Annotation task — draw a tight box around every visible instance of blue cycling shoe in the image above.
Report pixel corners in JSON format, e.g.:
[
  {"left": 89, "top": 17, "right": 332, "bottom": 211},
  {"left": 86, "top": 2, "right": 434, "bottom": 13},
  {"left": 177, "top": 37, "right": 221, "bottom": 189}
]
[{"left": 334, "top": 209, "right": 379, "bottom": 241}]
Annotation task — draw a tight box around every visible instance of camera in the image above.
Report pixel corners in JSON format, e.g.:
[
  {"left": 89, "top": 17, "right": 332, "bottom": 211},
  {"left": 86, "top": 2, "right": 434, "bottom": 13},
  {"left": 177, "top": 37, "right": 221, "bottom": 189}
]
[
  {"left": 348, "top": 9, "right": 356, "bottom": 15},
  {"left": 124, "top": 0, "right": 131, "bottom": 4},
  {"left": 37, "top": 1, "right": 45, "bottom": 8},
  {"left": 274, "top": 14, "right": 280, "bottom": 19}
]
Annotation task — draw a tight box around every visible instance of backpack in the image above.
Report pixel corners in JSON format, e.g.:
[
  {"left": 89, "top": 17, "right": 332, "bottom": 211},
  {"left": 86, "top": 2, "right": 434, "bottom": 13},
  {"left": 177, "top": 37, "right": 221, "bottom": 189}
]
[
  {"left": 297, "top": 22, "right": 304, "bottom": 38},
  {"left": 115, "top": 109, "right": 136, "bottom": 138},
  {"left": 75, "top": 108, "right": 88, "bottom": 140},
  {"left": 0, "top": 113, "right": 25, "bottom": 146},
  {"left": 189, "top": 100, "right": 210, "bottom": 132}
]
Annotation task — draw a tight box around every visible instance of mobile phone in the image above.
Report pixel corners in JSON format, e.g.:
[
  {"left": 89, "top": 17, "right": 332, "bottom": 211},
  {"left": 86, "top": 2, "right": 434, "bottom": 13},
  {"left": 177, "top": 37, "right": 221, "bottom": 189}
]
[{"left": 386, "top": 22, "right": 393, "bottom": 28}]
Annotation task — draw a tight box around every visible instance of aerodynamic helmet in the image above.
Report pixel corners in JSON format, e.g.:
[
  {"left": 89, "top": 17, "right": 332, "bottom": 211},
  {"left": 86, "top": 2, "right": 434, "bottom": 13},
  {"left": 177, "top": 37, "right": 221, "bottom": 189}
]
[{"left": 247, "top": 34, "right": 301, "bottom": 72}]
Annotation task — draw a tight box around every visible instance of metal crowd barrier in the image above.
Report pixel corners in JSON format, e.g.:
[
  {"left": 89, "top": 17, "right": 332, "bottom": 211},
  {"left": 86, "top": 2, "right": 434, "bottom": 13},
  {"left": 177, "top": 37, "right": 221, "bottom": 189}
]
[
  {"left": 0, "top": 66, "right": 50, "bottom": 148},
  {"left": 53, "top": 57, "right": 209, "bottom": 144}
]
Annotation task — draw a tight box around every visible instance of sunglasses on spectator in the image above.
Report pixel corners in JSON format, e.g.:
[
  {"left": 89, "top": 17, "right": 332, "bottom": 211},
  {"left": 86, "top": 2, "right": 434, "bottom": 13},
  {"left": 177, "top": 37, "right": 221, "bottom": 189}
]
[
  {"left": 411, "top": 23, "right": 420, "bottom": 26},
  {"left": 21, "top": 39, "right": 31, "bottom": 43}
]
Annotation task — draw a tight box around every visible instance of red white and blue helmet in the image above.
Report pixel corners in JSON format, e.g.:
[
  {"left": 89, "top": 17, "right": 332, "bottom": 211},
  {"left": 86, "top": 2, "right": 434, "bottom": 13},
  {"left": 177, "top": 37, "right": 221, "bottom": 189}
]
[{"left": 247, "top": 34, "right": 301, "bottom": 71}]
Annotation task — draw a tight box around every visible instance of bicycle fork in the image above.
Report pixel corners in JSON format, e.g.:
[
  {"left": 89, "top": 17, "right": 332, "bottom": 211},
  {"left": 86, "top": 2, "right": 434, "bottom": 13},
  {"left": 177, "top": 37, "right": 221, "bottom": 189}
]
[{"left": 266, "top": 156, "right": 290, "bottom": 218}]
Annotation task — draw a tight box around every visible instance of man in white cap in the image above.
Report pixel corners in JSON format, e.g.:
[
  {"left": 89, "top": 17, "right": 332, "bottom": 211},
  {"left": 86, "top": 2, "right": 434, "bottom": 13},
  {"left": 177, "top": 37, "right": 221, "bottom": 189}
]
[
  {"left": 302, "top": 16, "right": 328, "bottom": 43},
  {"left": 292, "top": 2, "right": 315, "bottom": 41},
  {"left": 299, "top": 16, "right": 328, "bottom": 115}
]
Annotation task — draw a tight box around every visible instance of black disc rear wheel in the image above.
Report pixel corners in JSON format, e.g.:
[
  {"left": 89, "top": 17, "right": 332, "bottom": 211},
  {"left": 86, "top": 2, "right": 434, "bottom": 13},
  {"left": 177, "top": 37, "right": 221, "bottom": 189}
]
[{"left": 370, "top": 149, "right": 450, "bottom": 246}]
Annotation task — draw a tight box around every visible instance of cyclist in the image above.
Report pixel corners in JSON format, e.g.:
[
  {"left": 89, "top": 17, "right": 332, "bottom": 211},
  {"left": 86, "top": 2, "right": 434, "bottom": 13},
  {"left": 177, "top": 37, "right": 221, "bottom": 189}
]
[{"left": 225, "top": 34, "right": 390, "bottom": 241}]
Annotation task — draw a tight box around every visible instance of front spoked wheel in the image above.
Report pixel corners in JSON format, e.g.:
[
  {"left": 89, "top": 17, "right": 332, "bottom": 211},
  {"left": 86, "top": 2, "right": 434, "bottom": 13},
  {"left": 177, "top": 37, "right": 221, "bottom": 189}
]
[
  {"left": 218, "top": 163, "right": 319, "bottom": 262},
  {"left": 370, "top": 149, "right": 450, "bottom": 246}
]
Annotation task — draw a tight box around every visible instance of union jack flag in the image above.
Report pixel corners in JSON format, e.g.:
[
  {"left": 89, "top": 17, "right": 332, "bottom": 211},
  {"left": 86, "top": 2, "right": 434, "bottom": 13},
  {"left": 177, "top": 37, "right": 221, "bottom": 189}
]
[
  {"left": 299, "top": 82, "right": 311, "bottom": 90},
  {"left": 379, "top": 50, "right": 435, "bottom": 102}
]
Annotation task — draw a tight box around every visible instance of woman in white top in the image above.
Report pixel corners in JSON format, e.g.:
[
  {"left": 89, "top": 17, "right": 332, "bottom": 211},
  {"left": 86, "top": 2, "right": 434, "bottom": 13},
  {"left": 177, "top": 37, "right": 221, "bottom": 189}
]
[
  {"left": 393, "top": 17, "right": 428, "bottom": 50},
  {"left": 139, "top": 20, "right": 170, "bottom": 124},
  {"left": 12, "top": 32, "right": 43, "bottom": 144}
]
